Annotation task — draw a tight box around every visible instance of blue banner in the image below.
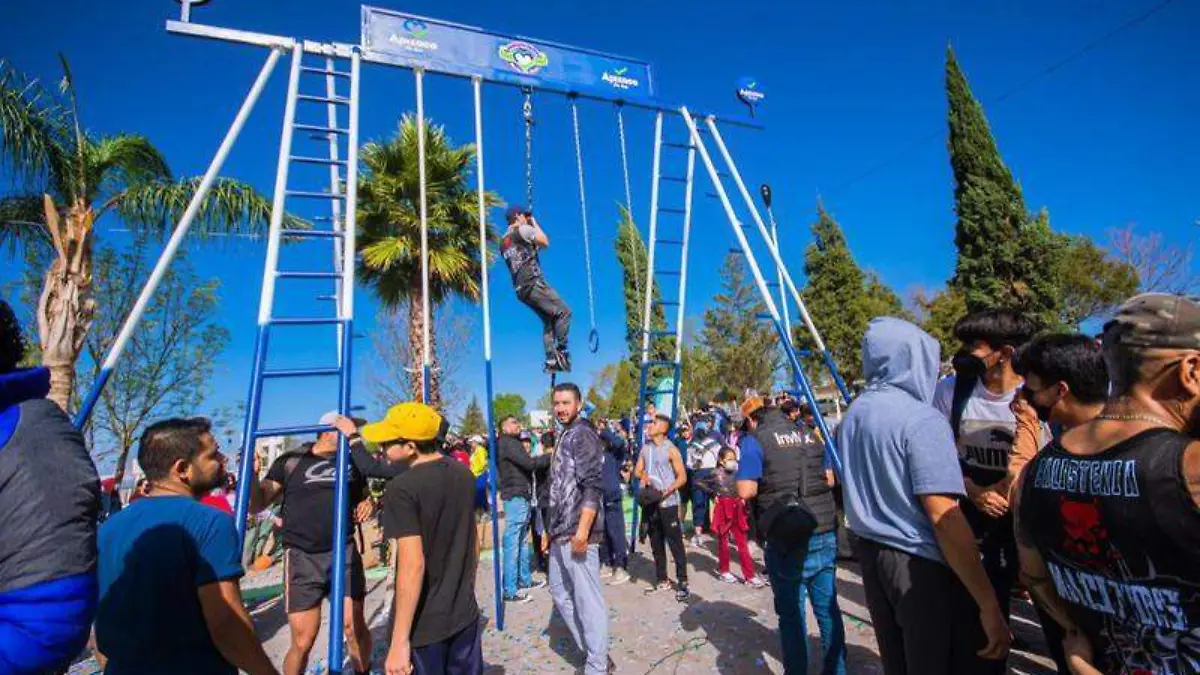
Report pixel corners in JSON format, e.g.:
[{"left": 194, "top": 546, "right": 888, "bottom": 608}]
[{"left": 361, "top": 7, "right": 655, "bottom": 102}]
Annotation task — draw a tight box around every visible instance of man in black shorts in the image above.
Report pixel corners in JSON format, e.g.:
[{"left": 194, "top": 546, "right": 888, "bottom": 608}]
[
  {"left": 363, "top": 402, "right": 483, "bottom": 675},
  {"left": 252, "top": 412, "right": 373, "bottom": 675},
  {"left": 499, "top": 204, "right": 572, "bottom": 372}
]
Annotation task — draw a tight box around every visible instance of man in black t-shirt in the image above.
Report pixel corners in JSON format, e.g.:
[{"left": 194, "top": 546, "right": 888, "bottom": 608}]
[
  {"left": 253, "top": 415, "right": 373, "bottom": 675},
  {"left": 363, "top": 402, "right": 482, "bottom": 675},
  {"left": 499, "top": 204, "right": 572, "bottom": 372}
]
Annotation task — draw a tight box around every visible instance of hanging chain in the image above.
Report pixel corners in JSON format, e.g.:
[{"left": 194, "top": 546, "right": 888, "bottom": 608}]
[
  {"left": 522, "top": 88, "right": 535, "bottom": 210},
  {"left": 615, "top": 104, "right": 642, "bottom": 327},
  {"left": 570, "top": 96, "right": 598, "bottom": 339}
]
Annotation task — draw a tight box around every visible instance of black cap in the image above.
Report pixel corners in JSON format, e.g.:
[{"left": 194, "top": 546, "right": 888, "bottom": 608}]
[{"left": 505, "top": 205, "right": 530, "bottom": 223}]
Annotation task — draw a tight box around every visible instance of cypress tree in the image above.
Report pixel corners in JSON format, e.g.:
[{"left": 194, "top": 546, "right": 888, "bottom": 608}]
[
  {"left": 613, "top": 205, "right": 673, "bottom": 390},
  {"left": 700, "top": 253, "right": 779, "bottom": 395},
  {"left": 459, "top": 395, "right": 486, "bottom": 436},
  {"left": 946, "top": 46, "right": 1061, "bottom": 327}
]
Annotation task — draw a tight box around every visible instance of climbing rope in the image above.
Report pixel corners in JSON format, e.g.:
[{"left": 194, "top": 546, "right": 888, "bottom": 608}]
[
  {"left": 615, "top": 103, "right": 642, "bottom": 316},
  {"left": 569, "top": 95, "right": 600, "bottom": 354},
  {"left": 522, "top": 87, "right": 535, "bottom": 210}
]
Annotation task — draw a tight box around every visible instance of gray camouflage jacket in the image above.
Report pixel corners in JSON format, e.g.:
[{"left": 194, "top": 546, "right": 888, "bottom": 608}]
[{"left": 547, "top": 417, "right": 605, "bottom": 544}]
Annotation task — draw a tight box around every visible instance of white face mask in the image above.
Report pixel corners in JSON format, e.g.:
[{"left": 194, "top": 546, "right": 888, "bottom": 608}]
[{"left": 723, "top": 460, "right": 738, "bottom": 472}]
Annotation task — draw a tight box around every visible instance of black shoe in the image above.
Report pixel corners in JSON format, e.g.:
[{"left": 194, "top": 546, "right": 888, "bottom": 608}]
[
  {"left": 675, "top": 583, "right": 690, "bottom": 601},
  {"left": 543, "top": 357, "right": 561, "bottom": 373}
]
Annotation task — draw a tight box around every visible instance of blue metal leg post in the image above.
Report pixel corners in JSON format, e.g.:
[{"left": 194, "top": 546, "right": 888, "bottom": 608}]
[
  {"left": 234, "top": 326, "right": 271, "bottom": 542},
  {"left": 328, "top": 318, "right": 354, "bottom": 674}
]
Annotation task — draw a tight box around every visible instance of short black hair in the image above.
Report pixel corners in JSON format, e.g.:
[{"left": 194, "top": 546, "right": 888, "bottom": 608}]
[
  {"left": 1014, "top": 334, "right": 1109, "bottom": 404},
  {"left": 954, "top": 309, "right": 1039, "bottom": 350},
  {"left": 780, "top": 399, "right": 800, "bottom": 417},
  {"left": 654, "top": 413, "right": 673, "bottom": 430},
  {"left": 553, "top": 382, "right": 582, "bottom": 401},
  {"left": 540, "top": 430, "right": 556, "bottom": 447},
  {"left": 0, "top": 300, "right": 25, "bottom": 374},
  {"left": 501, "top": 415, "right": 519, "bottom": 425},
  {"left": 138, "top": 417, "right": 214, "bottom": 481}
]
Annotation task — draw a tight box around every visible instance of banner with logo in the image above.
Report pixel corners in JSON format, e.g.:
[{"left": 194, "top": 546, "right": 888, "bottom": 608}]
[{"left": 362, "top": 6, "right": 655, "bottom": 102}]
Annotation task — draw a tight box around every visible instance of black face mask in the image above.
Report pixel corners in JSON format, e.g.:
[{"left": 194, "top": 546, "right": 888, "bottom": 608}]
[
  {"left": 1021, "top": 387, "right": 1055, "bottom": 423},
  {"left": 952, "top": 351, "right": 987, "bottom": 380}
]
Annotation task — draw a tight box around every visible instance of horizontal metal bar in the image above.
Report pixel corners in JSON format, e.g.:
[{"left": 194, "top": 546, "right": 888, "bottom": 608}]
[
  {"left": 281, "top": 228, "right": 343, "bottom": 239},
  {"left": 286, "top": 190, "right": 344, "bottom": 200},
  {"left": 656, "top": 270, "right": 682, "bottom": 276},
  {"left": 290, "top": 155, "right": 347, "bottom": 166},
  {"left": 262, "top": 367, "right": 342, "bottom": 379},
  {"left": 300, "top": 66, "right": 351, "bottom": 78},
  {"left": 255, "top": 423, "right": 333, "bottom": 439},
  {"left": 756, "top": 312, "right": 773, "bottom": 320},
  {"left": 276, "top": 271, "right": 342, "bottom": 279},
  {"left": 655, "top": 301, "right": 680, "bottom": 307},
  {"left": 654, "top": 239, "right": 684, "bottom": 245},
  {"left": 642, "top": 359, "right": 677, "bottom": 368},
  {"left": 664, "top": 142, "right": 694, "bottom": 150},
  {"left": 166, "top": 20, "right": 296, "bottom": 50},
  {"left": 658, "top": 207, "right": 686, "bottom": 214},
  {"left": 642, "top": 329, "right": 675, "bottom": 337},
  {"left": 660, "top": 175, "right": 688, "bottom": 183},
  {"left": 643, "top": 388, "right": 676, "bottom": 396},
  {"left": 268, "top": 317, "right": 342, "bottom": 326},
  {"left": 294, "top": 123, "right": 349, "bottom": 135},
  {"left": 297, "top": 94, "right": 350, "bottom": 106},
  {"left": 316, "top": 294, "right": 339, "bottom": 301}
]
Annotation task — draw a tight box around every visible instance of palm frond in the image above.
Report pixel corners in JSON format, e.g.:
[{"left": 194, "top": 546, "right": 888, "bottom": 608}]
[
  {"left": 87, "top": 133, "right": 172, "bottom": 204},
  {"left": 0, "top": 193, "right": 52, "bottom": 258},
  {"left": 0, "top": 60, "right": 70, "bottom": 185},
  {"left": 112, "top": 177, "right": 305, "bottom": 239}
]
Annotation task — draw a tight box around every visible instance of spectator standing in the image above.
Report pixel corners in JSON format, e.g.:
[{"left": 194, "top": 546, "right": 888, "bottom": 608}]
[
  {"left": 598, "top": 420, "right": 631, "bottom": 584},
  {"left": 736, "top": 396, "right": 844, "bottom": 674},
  {"left": 1016, "top": 294, "right": 1200, "bottom": 675},
  {"left": 547, "top": 383, "right": 611, "bottom": 675},
  {"left": 932, "top": 310, "right": 1039, "bottom": 627},
  {"left": 837, "top": 318, "right": 1009, "bottom": 675},
  {"left": 636, "top": 414, "right": 690, "bottom": 600},
  {"left": 531, "top": 430, "right": 555, "bottom": 574},
  {"left": 698, "top": 447, "right": 762, "bottom": 586},
  {"left": 0, "top": 301, "right": 100, "bottom": 675},
  {"left": 362, "top": 402, "right": 483, "bottom": 675},
  {"left": 497, "top": 416, "right": 551, "bottom": 603},
  {"left": 686, "top": 426, "right": 722, "bottom": 546},
  {"left": 95, "top": 418, "right": 277, "bottom": 675}
]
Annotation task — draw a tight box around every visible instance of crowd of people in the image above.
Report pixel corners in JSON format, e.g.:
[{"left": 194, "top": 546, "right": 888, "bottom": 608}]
[{"left": 2, "top": 289, "right": 1199, "bottom": 675}]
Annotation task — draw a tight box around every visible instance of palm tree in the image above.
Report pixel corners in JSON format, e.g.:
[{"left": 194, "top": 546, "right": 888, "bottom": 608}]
[
  {"left": 357, "top": 115, "right": 500, "bottom": 408},
  {"left": 1, "top": 58, "right": 283, "bottom": 410}
]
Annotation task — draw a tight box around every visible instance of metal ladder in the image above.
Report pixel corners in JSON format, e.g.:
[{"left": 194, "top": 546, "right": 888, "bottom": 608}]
[
  {"left": 231, "top": 42, "right": 361, "bottom": 674},
  {"left": 629, "top": 111, "right": 698, "bottom": 551}
]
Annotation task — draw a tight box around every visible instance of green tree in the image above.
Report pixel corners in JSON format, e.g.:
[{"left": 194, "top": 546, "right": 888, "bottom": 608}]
[
  {"left": 914, "top": 286, "right": 969, "bottom": 359},
  {"left": 459, "top": 395, "right": 486, "bottom": 437},
  {"left": 613, "top": 205, "right": 674, "bottom": 383},
  {"left": 491, "top": 392, "right": 527, "bottom": 426},
  {"left": 945, "top": 47, "right": 1061, "bottom": 328},
  {"left": 795, "top": 203, "right": 907, "bottom": 384},
  {"left": 679, "top": 343, "right": 719, "bottom": 411},
  {"left": 79, "top": 239, "right": 228, "bottom": 486},
  {"left": 356, "top": 115, "right": 501, "bottom": 409},
  {"left": 700, "top": 254, "right": 779, "bottom": 396},
  {"left": 0, "top": 58, "right": 281, "bottom": 409},
  {"left": 1057, "top": 235, "right": 1140, "bottom": 327}
]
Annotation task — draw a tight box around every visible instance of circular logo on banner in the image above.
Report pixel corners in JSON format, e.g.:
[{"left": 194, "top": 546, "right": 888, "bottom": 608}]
[
  {"left": 402, "top": 18, "right": 429, "bottom": 38},
  {"left": 499, "top": 40, "right": 550, "bottom": 75},
  {"left": 736, "top": 77, "right": 765, "bottom": 108}
]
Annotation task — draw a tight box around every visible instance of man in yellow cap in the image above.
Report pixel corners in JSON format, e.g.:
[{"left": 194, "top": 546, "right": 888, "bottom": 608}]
[{"left": 364, "top": 403, "right": 483, "bottom": 675}]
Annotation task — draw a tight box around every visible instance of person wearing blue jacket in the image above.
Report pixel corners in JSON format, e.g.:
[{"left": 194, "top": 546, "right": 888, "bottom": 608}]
[
  {"left": 0, "top": 300, "right": 101, "bottom": 674},
  {"left": 598, "top": 422, "right": 630, "bottom": 584}
]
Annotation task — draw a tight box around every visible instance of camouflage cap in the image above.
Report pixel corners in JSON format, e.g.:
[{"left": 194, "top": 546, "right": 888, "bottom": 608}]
[{"left": 1103, "top": 293, "right": 1200, "bottom": 351}]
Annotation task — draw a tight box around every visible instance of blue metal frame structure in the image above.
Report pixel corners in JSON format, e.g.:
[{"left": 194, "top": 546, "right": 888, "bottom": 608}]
[{"left": 69, "top": 4, "right": 776, "bottom": 673}]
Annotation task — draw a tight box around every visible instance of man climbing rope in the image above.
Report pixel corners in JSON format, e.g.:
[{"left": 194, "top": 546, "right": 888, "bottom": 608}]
[{"left": 500, "top": 204, "right": 573, "bottom": 372}]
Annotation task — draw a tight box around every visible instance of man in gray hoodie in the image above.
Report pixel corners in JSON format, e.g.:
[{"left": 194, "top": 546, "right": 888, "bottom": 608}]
[{"left": 835, "top": 317, "right": 1010, "bottom": 675}]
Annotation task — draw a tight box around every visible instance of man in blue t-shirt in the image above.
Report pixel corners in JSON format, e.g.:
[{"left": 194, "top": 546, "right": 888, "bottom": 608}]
[{"left": 96, "top": 417, "right": 276, "bottom": 675}]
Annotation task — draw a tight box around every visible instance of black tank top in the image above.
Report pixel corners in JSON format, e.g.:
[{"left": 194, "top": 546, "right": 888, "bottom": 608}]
[
  {"left": 1020, "top": 429, "right": 1200, "bottom": 675},
  {"left": 499, "top": 231, "right": 542, "bottom": 288},
  {"left": 753, "top": 410, "right": 836, "bottom": 534}
]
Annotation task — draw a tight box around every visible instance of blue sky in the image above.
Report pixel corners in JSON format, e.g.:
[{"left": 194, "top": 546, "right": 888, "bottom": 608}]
[{"left": 3, "top": 0, "right": 1198, "bottom": 440}]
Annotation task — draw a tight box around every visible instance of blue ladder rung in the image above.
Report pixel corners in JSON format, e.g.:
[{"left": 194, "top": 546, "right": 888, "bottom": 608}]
[
  {"left": 655, "top": 301, "right": 679, "bottom": 307},
  {"left": 290, "top": 155, "right": 347, "bottom": 166},
  {"left": 282, "top": 228, "right": 343, "bottom": 239},
  {"left": 755, "top": 312, "right": 772, "bottom": 321},
  {"left": 728, "top": 248, "right": 743, "bottom": 255},
  {"left": 316, "top": 294, "right": 338, "bottom": 301},
  {"left": 300, "top": 66, "right": 351, "bottom": 79},
  {"left": 659, "top": 207, "right": 686, "bottom": 215},
  {"left": 705, "top": 192, "right": 721, "bottom": 199},
  {"left": 642, "top": 329, "right": 675, "bottom": 337},
  {"left": 294, "top": 123, "right": 349, "bottom": 135},
  {"left": 277, "top": 271, "right": 341, "bottom": 280},
  {"left": 269, "top": 317, "right": 342, "bottom": 326},
  {"left": 766, "top": 282, "right": 780, "bottom": 288},
  {"left": 643, "top": 388, "right": 675, "bottom": 396},
  {"left": 797, "top": 350, "right": 813, "bottom": 358},
  {"left": 655, "top": 239, "right": 684, "bottom": 245},
  {"left": 660, "top": 175, "right": 688, "bottom": 183},
  {"left": 642, "top": 359, "right": 677, "bottom": 368},
  {"left": 663, "top": 142, "right": 693, "bottom": 150},
  {"left": 262, "top": 367, "right": 341, "bottom": 379},
  {"left": 287, "top": 190, "right": 344, "bottom": 200},
  {"left": 297, "top": 94, "right": 350, "bottom": 106},
  {"left": 656, "top": 270, "right": 682, "bottom": 276},
  {"left": 255, "top": 423, "right": 333, "bottom": 439}
]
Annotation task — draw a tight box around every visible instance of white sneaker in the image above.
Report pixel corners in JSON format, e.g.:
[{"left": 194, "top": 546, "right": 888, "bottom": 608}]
[
  {"left": 745, "top": 576, "right": 767, "bottom": 589},
  {"left": 718, "top": 572, "right": 738, "bottom": 584},
  {"left": 600, "top": 567, "right": 615, "bottom": 579},
  {"left": 690, "top": 534, "right": 703, "bottom": 547},
  {"left": 608, "top": 569, "right": 631, "bottom": 585}
]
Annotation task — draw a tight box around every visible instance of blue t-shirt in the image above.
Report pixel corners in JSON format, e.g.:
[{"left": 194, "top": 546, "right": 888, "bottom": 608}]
[
  {"left": 735, "top": 434, "right": 765, "bottom": 482},
  {"left": 96, "top": 496, "right": 243, "bottom": 675}
]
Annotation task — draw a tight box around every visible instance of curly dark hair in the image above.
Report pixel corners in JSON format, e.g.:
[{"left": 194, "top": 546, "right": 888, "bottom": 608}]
[{"left": 0, "top": 300, "right": 26, "bottom": 374}]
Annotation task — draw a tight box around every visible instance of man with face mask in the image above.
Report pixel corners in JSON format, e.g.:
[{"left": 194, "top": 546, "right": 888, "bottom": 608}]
[
  {"left": 95, "top": 418, "right": 277, "bottom": 675},
  {"left": 932, "top": 309, "right": 1039, "bottom": 628},
  {"left": 1015, "top": 293, "right": 1200, "bottom": 675}
]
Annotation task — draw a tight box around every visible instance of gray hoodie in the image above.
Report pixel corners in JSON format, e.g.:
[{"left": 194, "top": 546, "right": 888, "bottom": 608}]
[{"left": 834, "top": 317, "right": 966, "bottom": 564}]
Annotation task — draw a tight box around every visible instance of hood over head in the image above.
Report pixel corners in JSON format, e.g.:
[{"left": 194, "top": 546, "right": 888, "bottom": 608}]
[{"left": 861, "top": 317, "right": 941, "bottom": 405}]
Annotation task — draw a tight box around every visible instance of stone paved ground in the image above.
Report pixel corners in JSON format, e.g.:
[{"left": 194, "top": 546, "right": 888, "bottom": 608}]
[{"left": 239, "top": 532, "right": 1059, "bottom": 674}]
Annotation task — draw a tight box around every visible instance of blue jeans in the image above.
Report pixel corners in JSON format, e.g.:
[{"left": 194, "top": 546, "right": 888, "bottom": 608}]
[
  {"left": 765, "top": 530, "right": 846, "bottom": 675},
  {"left": 690, "top": 469, "right": 712, "bottom": 531},
  {"left": 502, "top": 497, "right": 533, "bottom": 597}
]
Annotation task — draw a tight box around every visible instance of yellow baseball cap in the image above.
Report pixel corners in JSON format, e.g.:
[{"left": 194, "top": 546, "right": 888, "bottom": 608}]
[{"left": 361, "top": 402, "right": 444, "bottom": 444}]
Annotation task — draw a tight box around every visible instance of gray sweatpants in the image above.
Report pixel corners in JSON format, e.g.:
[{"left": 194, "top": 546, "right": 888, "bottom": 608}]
[{"left": 548, "top": 542, "right": 609, "bottom": 674}]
